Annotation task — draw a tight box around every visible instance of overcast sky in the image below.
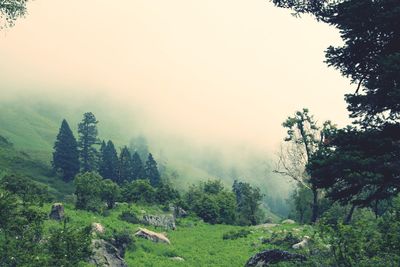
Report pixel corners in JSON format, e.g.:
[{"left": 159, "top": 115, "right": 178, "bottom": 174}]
[{"left": 0, "top": 0, "right": 353, "bottom": 151}]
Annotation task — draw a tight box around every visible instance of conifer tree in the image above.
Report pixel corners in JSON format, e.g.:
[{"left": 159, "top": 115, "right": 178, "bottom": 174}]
[
  {"left": 78, "top": 112, "right": 100, "bottom": 172},
  {"left": 99, "top": 140, "right": 119, "bottom": 181},
  {"left": 118, "top": 146, "right": 133, "bottom": 184},
  {"left": 52, "top": 119, "right": 80, "bottom": 182},
  {"left": 145, "top": 153, "right": 161, "bottom": 187},
  {"left": 131, "top": 151, "right": 145, "bottom": 180}
]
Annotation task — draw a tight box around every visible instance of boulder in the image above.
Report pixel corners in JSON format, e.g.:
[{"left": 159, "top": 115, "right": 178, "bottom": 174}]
[
  {"left": 89, "top": 239, "right": 127, "bottom": 267},
  {"left": 292, "top": 236, "right": 311, "bottom": 249},
  {"left": 134, "top": 227, "right": 171, "bottom": 244},
  {"left": 281, "top": 219, "right": 296, "bottom": 224},
  {"left": 245, "top": 249, "right": 306, "bottom": 267},
  {"left": 142, "top": 214, "right": 176, "bottom": 230},
  {"left": 170, "top": 256, "right": 185, "bottom": 261},
  {"left": 170, "top": 205, "right": 188, "bottom": 218},
  {"left": 49, "top": 203, "right": 64, "bottom": 221},
  {"left": 92, "top": 223, "right": 106, "bottom": 235}
]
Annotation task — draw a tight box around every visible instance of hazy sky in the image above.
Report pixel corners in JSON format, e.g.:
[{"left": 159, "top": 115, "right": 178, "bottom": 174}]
[{"left": 0, "top": 0, "right": 353, "bottom": 151}]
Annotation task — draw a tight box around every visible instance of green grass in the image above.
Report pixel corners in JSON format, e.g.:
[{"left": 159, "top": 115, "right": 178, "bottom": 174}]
[
  {"left": 0, "top": 142, "right": 74, "bottom": 199},
  {"left": 41, "top": 203, "right": 310, "bottom": 267}
]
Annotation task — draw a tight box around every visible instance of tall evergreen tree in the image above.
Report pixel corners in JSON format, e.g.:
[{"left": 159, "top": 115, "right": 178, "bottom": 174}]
[
  {"left": 131, "top": 151, "right": 145, "bottom": 180},
  {"left": 118, "top": 146, "right": 133, "bottom": 184},
  {"left": 52, "top": 119, "right": 80, "bottom": 182},
  {"left": 99, "top": 140, "right": 119, "bottom": 181},
  {"left": 78, "top": 112, "right": 100, "bottom": 172},
  {"left": 145, "top": 153, "right": 161, "bottom": 187}
]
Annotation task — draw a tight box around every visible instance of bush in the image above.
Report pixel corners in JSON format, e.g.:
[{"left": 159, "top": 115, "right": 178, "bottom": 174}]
[
  {"left": 121, "top": 180, "right": 155, "bottom": 203},
  {"left": 222, "top": 229, "right": 251, "bottom": 240},
  {"left": 109, "top": 229, "right": 135, "bottom": 257},
  {"left": 119, "top": 210, "right": 141, "bottom": 224}
]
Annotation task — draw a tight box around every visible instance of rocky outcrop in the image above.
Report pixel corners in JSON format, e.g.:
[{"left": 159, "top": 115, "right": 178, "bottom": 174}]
[
  {"left": 89, "top": 239, "right": 127, "bottom": 267},
  {"left": 245, "top": 249, "right": 306, "bottom": 267},
  {"left": 134, "top": 227, "right": 171, "bottom": 244},
  {"left": 142, "top": 214, "right": 176, "bottom": 230},
  {"left": 170, "top": 205, "right": 188, "bottom": 218},
  {"left": 292, "top": 236, "right": 311, "bottom": 249},
  {"left": 49, "top": 203, "right": 64, "bottom": 221},
  {"left": 92, "top": 223, "right": 106, "bottom": 235}
]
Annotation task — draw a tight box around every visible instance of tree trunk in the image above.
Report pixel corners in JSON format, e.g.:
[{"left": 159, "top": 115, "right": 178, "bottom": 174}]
[
  {"left": 311, "top": 186, "right": 318, "bottom": 223},
  {"left": 344, "top": 204, "right": 356, "bottom": 225}
]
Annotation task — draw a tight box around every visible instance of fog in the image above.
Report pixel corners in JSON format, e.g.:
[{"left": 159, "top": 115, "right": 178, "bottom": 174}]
[{"left": 0, "top": 0, "right": 353, "bottom": 203}]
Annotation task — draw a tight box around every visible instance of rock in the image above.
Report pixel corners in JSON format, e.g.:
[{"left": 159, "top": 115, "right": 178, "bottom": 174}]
[
  {"left": 142, "top": 214, "right": 176, "bottom": 230},
  {"left": 92, "top": 223, "right": 106, "bottom": 235},
  {"left": 89, "top": 239, "right": 127, "bottom": 267},
  {"left": 245, "top": 249, "right": 306, "bottom": 267},
  {"left": 134, "top": 227, "right": 171, "bottom": 244},
  {"left": 281, "top": 219, "right": 296, "bottom": 224},
  {"left": 170, "top": 205, "right": 188, "bottom": 218},
  {"left": 292, "top": 236, "right": 311, "bottom": 249},
  {"left": 171, "top": 257, "right": 184, "bottom": 261},
  {"left": 49, "top": 203, "right": 64, "bottom": 221}
]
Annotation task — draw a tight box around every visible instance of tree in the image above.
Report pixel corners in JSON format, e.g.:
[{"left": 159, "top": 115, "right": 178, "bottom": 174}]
[
  {"left": 99, "top": 140, "right": 119, "bottom": 181},
  {"left": 232, "top": 180, "right": 262, "bottom": 225},
  {"left": 275, "top": 108, "right": 336, "bottom": 223},
  {"left": 0, "top": 0, "right": 27, "bottom": 28},
  {"left": 121, "top": 179, "right": 155, "bottom": 203},
  {"left": 74, "top": 172, "right": 103, "bottom": 212},
  {"left": 78, "top": 112, "right": 100, "bottom": 172},
  {"left": 46, "top": 221, "right": 92, "bottom": 267},
  {"left": 53, "top": 119, "right": 80, "bottom": 182},
  {"left": 273, "top": 0, "right": 400, "bottom": 211},
  {"left": 1, "top": 175, "right": 50, "bottom": 205},
  {"left": 129, "top": 135, "right": 149, "bottom": 162},
  {"left": 101, "top": 179, "right": 120, "bottom": 209},
  {"left": 118, "top": 146, "right": 133, "bottom": 184},
  {"left": 145, "top": 153, "right": 161, "bottom": 187},
  {"left": 131, "top": 151, "right": 145, "bottom": 180}
]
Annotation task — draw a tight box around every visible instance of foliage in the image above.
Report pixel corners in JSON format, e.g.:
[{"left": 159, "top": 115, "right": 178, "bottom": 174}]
[
  {"left": 145, "top": 153, "right": 161, "bottom": 187},
  {"left": 121, "top": 179, "right": 156, "bottom": 204},
  {"left": 99, "top": 140, "right": 119, "bottom": 182},
  {"left": 118, "top": 146, "right": 133, "bottom": 184},
  {"left": 46, "top": 220, "right": 92, "bottom": 267},
  {"left": 0, "top": 0, "right": 27, "bottom": 28},
  {"left": 233, "top": 180, "right": 263, "bottom": 225},
  {"left": 74, "top": 172, "right": 103, "bottom": 212},
  {"left": 101, "top": 179, "right": 120, "bottom": 209},
  {"left": 78, "top": 112, "right": 100, "bottom": 172},
  {"left": 1, "top": 174, "right": 50, "bottom": 205},
  {"left": 131, "top": 151, "right": 145, "bottom": 180},
  {"left": 186, "top": 180, "right": 237, "bottom": 224},
  {"left": 119, "top": 210, "right": 141, "bottom": 224},
  {"left": 155, "top": 182, "right": 180, "bottom": 204},
  {"left": 52, "top": 119, "right": 80, "bottom": 182},
  {"left": 222, "top": 229, "right": 251, "bottom": 240}
]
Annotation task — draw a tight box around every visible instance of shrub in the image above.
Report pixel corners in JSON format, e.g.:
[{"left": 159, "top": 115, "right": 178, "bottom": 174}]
[
  {"left": 222, "top": 229, "right": 251, "bottom": 240},
  {"left": 119, "top": 210, "right": 141, "bottom": 224}
]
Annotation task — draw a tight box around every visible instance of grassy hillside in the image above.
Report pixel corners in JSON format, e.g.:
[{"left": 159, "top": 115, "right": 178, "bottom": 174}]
[
  {"left": 42, "top": 203, "right": 310, "bottom": 267},
  {"left": 0, "top": 136, "right": 74, "bottom": 199}
]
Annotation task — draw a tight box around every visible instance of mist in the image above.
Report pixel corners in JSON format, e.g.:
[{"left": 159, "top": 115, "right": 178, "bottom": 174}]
[{"left": 0, "top": 0, "right": 354, "bottom": 205}]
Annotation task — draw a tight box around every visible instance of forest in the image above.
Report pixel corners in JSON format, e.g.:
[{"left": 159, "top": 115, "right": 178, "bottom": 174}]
[{"left": 1, "top": 0, "right": 400, "bottom": 266}]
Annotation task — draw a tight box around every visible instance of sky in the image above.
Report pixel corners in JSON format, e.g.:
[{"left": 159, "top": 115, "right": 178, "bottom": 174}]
[{"left": 0, "top": 0, "right": 353, "bottom": 152}]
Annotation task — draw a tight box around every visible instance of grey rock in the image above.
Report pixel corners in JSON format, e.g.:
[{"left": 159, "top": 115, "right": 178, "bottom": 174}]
[
  {"left": 245, "top": 249, "right": 306, "bottom": 267},
  {"left": 49, "top": 203, "right": 64, "bottom": 221},
  {"left": 170, "top": 205, "right": 188, "bottom": 218},
  {"left": 89, "top": 239, "right": 127, "bottom": 267},
  {"left": 142, "top": 214, "right": 176, "bottom": 230}
]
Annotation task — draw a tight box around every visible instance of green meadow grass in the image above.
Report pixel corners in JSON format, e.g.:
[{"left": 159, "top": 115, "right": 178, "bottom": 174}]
[{"left": 41, "top": 203, "right": 309, "bottom": 267}]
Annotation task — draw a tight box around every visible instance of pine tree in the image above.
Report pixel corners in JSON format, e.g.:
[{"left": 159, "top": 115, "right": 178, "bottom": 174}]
[
  {"left": 118, "top": 146, "right": 133, "bottom": 184},
  {"left": 52, "top": 119, "right": 80, "bottom": 182},
  {"left": 131, "top": 151, "right": 145, "bottom": 180},
  {"left": 145, "top": 153, "right": 161, "bottom": 187},
  {"left": 78, "top": 112, "right": 100, "bottom": 172},
  {"left": 99, "top": 140, "right": 119, "bottom": 181}
]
